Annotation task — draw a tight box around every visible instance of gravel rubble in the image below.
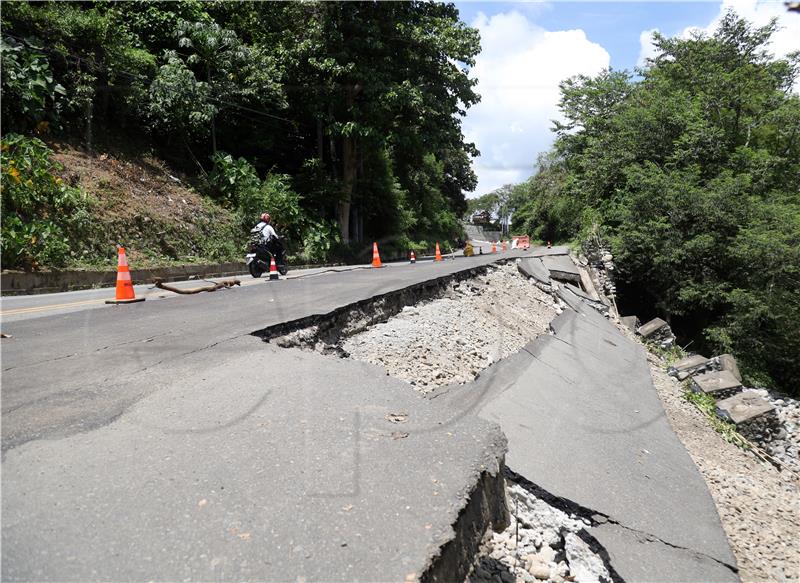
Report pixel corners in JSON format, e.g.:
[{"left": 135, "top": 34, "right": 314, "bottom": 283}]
[
  {"left": 467, "top": 483, "right": 611, "bottom": 583},
  {"left": 637, "top": 344, "right": 800, "bottom": 582},
  {"left": 342, "top": 262, "right": 556, "bottom": 393},
  {"left": 277, "top": 256, "right": 799, "bottom": 581}
]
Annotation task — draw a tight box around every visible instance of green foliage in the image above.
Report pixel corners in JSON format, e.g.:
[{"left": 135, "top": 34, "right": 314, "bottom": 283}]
[
  {"left": 300, "top": 219, "right": 341, "bottom": 264},
  {"left": 683, "top": 387, "right": 750, "bottom": 449},
  {"left": 209, "top": 152, "right": 260, "bottom": 207},
  {"left": 508, "top": 11, "right": 799, "bottom": 394},
  {"left": 1, "top": 2, "right": 482, "bottom": 272},
  {"left": 1, "top": 134, "right": 94, "bottom": 268},
  {"left": 0, "top": 37, "right": 65, "bottom": 130},
  {"left": 148, "top": 53, "right": 215, "bottom": 137}
]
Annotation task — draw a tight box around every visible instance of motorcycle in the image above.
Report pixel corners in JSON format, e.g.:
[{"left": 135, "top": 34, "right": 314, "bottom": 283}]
[{"left": 245, "top": 236, "right": 289, "bottom": 278}]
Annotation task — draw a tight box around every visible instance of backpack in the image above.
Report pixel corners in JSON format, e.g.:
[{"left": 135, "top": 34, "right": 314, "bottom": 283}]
[{"left": 249, "top": 222, "right": 266, "bottom": 246}]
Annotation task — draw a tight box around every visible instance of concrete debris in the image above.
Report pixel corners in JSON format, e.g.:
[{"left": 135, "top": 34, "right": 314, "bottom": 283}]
[
  {"left": 582, "top": 240, "right": 616, "bottom": 298},
  {"left": 619, "top": 315, "right": 638, "bottom": 332},
  {"left": 669, "top": 354, "right": 711, "bottom": 375},
  {"left": 736, "top": 389, "right": 800, "bottom": 475},
  {"left": 517, "top": 258, "right": 552, "bottom": 288},
  {"left": 636, "top": 317, "right": 676, "bottom": 348},
  {"left": 563, "top": 284, "right": 608, "bottom": 316},
  {"left": 541, "top": 255, "right": 582, "bottom": 285},
  {"left": 468, "top": 483, "right": 611, "bottom": 583},
  {"left": 340, "top": 263, "right": 556, "bottom": 392},
  {"left": 717, "top": 354, "right": 742, "bottom": 382},
  {"left": 691, "top": 370, "right": 742, "bottom": 396},
  {"left": 716, "top": 392, "right": 775, "bottom": 424}
]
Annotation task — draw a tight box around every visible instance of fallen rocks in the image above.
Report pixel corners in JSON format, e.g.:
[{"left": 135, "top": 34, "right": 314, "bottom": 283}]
[
  {"left": 564, "top": 533, "right": 610, "bottom": 583},
  {"left": 691, "top": 370, "right": 743, "bottom": 397},
  {"left": 716, "top": 392, "right": 775, "bottom": 424},
  {"left": 341, "top": 263, "right": 556, "bottom": 393},
  {"left": 636, "top": 317, "right": 676, "bottom": 348},
  {"left": 468, "top": 482, "right": 611, "bottom": 583}
]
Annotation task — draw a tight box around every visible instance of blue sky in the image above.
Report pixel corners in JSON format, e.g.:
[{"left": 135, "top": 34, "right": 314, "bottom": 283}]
[
  {"left": 455, "top": 1, "right": 799, "bottom": 196},
  {"left": 455, "top": 2, "right": 722, "bottom": 71}
]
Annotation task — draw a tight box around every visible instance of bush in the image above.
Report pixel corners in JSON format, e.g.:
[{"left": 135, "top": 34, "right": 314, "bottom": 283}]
[
  {"left": 1, "top": 134, "right": 94, "bottom": 269},
  {"left": 299, "top": 219, "right": 340, "bottom": 264}
]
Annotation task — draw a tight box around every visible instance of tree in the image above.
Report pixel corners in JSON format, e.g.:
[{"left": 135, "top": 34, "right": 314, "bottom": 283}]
[
  {"left": 172, "top": 19, "right": 283, "bottom": 155},
  {"left": 510, "top": 11, "right": 800, "bottom": 393}
]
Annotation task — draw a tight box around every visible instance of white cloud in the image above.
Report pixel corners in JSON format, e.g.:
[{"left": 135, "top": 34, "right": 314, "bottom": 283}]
[
  {"left": 637, "top": 28, "right": 660, "bottom": 68},
  {"left": 463, "top": 11, "right": 610, "bottom": 197},
  {"left": 638, "top": 1, "right": 799, "bottom": 78}
]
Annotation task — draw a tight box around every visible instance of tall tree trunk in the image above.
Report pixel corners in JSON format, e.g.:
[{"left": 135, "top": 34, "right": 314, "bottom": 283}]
[
  {"left": 207, "top": 64, "right": 216, "bottom": 155},
  {"left": 84, "top": 99, "right": 93, "bottom": 153},
  {"left": 317, "top": 118, "right": 324, "bottom": 160},
  {"left": 338, "top": 134, "right": 357, "bottom": 242},
  {"left": 337, "top": 85, "right": 359, "bottom": 242}
]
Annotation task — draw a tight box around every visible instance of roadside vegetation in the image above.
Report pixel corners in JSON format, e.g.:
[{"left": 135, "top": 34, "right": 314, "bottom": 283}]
[
  {"left": 489, "top": 13, "right": 800, "bottom": 396},
  {"left": 1, "top": 1, "right": 479, "bottom": 269}
]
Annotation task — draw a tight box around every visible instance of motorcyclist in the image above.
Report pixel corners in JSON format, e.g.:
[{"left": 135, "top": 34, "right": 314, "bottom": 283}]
[
  {"left": 249, "top": 212, "right": 286, "bottom": 272},
  {"left": 253, "top": 212, "right": 278, "bottom": 245}
]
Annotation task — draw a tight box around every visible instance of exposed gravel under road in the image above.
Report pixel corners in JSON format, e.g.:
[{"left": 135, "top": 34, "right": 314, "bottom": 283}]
[
  {"left": 280, "top": 259, "right": 799, "bottom": 581},
  {"left": 342, "top": 262, "right": 557, "bottom": 393}
]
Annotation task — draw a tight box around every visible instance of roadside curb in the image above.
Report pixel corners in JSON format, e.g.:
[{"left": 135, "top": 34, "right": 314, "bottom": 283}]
[{"left": 1, "top": 261, "right": 346, "bottom": 296}]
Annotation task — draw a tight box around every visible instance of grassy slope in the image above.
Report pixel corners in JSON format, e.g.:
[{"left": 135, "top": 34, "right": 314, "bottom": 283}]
[{"left": 47, "top": 138, "right": 242, "bottom": 270}]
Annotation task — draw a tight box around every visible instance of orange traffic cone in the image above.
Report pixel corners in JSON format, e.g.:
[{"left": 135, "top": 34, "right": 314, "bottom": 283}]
[
  {"left": 410, "top": 250, "right": 416, "bottom": 264},
  {"left": 502, "top": 240, "right": 508, "bottom": 252},
  {"left": 435, "top": 243, "right": 442, "bottom": 262},
  {"left": 371, "top": 242, "right": 383, "bottom": 268},
  {"left": 491, "top": 241, "right": 497, "bottom": 254},
  {"left": 268, "top": 255, "right": 280, "bottom": 280},
  {"left": 105, "top": 247, "right": 145, "bottom": 304}
]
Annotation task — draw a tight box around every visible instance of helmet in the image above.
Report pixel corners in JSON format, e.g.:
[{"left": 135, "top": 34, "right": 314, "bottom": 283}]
[{"left": 260, "top": 213, "right": 271, "bottom": 223}]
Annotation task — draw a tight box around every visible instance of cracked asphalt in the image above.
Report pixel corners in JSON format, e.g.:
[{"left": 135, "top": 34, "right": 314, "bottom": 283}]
[
  {"left": 1, "top": 249, "right": 739, "bottom": 581},
  {"left": 438, "top": 287, "right": 738, "bottom": 582},
  {"left": 2, "top": 252, "right": 519, "bottom": 581}
]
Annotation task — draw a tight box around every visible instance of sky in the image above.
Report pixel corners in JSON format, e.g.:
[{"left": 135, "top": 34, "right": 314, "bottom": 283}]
[{"left": 456, "top": 0, "right": 800, "bottom": 197}]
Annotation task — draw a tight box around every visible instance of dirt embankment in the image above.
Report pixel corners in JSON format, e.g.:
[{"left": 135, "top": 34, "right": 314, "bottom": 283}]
[{"left": 47, "top": 139, "right": 240, "bottom": 268}]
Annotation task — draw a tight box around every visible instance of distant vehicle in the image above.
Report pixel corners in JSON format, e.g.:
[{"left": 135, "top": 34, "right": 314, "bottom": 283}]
[{"left": 246, "top": 235, "right": 288, "bottom": 278}]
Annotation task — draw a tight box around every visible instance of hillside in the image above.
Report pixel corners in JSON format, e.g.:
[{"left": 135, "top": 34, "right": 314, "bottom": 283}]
[
  {"left": 48, "top": 140, "right": 241, "bottom": 269},
  {"left": 1, "top": 133, "right": 242, "bottom": 271}
]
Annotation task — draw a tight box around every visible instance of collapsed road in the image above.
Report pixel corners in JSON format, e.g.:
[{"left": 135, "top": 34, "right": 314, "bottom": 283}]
[{"left": 1, "top": 247, "right": 736, "bottom": 581}]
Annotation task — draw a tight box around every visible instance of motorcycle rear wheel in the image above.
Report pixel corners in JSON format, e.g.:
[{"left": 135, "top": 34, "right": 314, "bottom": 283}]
[{"left": 248, "top": 262, "right": 264, "bottom": 278}]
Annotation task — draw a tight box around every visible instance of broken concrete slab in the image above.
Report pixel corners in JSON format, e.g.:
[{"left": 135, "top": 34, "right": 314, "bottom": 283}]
[
  {"left": 541, "top": 255, "right": 582, "bottom": 285},
  {"left": 440, "top": 308, "right": 737, "bottom": 579},
  {"left": 517, "top": 257, "right": 551, "bottom": 285},
  {"left": 671, "top": 354, "right": 711, "bottom": 373},
  {"left": 563, "top": 282, "right": 593, "bottom": 302},
  {"left": 716, "top": 392, "right": 775, "bottom": 424},
  {"left": 620, "top": 315, "right": 639, "bottom": 332},
  {"left": 2, "top": 338, "right": 508, "bottom": 581},
  {"left": 637, "top": 317, "right": 669, "bottom": 338},
  {"left": 556, "top": 284, "right": 609, "bottom": 317},
  {"left": 718, "top": 354, "right": 742, "bottom": 382},
  {"left": 692, "top": 370, "right": 743, "bottom": 395}
]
